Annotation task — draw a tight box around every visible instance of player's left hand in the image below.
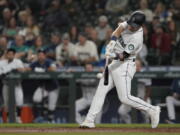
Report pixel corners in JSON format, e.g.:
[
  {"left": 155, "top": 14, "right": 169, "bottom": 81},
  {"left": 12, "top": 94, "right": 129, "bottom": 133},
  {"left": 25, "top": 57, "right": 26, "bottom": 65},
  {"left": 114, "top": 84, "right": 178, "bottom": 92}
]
[{"left": 105, "top": 51, "right": 117, "bottom": 59}]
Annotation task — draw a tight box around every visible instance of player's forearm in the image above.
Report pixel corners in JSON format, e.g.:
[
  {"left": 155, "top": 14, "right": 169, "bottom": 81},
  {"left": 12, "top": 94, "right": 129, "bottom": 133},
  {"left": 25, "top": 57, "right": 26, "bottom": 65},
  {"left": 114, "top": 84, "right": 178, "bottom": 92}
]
[
  {"left": 112, "top": 25, "right": 125, "bottom": 38},
  {"left": 48, "top": 67, "right": 56, "bottom": 71}
]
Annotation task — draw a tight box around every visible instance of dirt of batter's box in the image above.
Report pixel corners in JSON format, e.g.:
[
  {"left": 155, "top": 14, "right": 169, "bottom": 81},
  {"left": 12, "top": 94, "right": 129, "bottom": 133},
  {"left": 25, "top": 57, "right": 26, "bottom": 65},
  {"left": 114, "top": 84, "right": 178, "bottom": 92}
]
[{"left": 0, "top": 127, "right": 180, "bottom": 133}]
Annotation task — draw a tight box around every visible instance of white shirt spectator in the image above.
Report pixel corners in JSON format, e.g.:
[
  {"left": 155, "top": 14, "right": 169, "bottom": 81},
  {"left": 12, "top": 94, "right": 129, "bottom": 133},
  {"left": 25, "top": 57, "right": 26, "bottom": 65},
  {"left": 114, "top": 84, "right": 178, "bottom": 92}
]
[
  {"left": 75, "top": 40, "right": 99, "bottom": 62},
  {"left": 56, "top": 42, "right": 75, "bottom": 61},
  {"left": 95, "top": 15, "right": 111, "bottom": 41},
  {"left": 140, "top": 9, "right": 153, "bottom": 22},
  {"left": 0, "top": 58, "right": 24, "bottom": 74},
  {"left": 139, "top": 0, "right": 153, "bottom": 22}
]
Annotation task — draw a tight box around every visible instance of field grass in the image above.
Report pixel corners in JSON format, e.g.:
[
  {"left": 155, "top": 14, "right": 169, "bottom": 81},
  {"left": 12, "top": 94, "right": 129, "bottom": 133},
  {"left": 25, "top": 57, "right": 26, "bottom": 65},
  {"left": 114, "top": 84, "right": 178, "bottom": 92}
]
[
  {"left": 0, "top": 123, "right": 180, "bottom": 128},
  {"left": 0, "top": 124, "right": 180, "bottom": 135}
]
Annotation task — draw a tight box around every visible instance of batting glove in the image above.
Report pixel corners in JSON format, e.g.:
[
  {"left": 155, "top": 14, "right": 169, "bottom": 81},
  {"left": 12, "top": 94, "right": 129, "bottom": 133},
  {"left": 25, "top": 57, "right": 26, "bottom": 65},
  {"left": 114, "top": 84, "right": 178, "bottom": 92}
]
[
  {"left": 105, "top": 40, "right": 117, "bottom": 59},
  {"left": 106, "top": 40, "right": 116, "bottom": 53}
]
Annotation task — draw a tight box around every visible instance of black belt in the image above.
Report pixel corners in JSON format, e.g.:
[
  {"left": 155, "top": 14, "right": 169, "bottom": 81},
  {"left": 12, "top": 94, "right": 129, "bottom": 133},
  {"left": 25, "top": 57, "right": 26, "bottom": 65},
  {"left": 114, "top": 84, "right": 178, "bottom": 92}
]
[
  {"left": 126, "top": 58, "right": 135, "bottom": 62},
  {"left": 114, "top": 58, "right": 135, "bottom": 62}
]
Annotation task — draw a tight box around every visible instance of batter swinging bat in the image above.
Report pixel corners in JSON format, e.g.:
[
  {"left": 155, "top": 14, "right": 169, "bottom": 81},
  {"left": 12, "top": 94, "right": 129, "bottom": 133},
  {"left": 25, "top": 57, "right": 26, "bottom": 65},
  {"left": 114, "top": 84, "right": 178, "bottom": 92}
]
[{"left": 104, "top": 56, "right": 109, "bottom": 85}]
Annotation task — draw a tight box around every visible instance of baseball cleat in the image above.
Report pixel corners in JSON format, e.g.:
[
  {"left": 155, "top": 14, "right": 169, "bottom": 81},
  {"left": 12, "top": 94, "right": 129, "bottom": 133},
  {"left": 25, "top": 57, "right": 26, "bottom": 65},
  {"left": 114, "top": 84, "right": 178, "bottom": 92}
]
[
  {"left": 165, "top": 119, "right": 177, "bottom": 124},
  {"left": 149, "top": 106, "right": 161, "bottom": 128},
  {"left": 79, "top": 120, "right": 95, "bottom": 128}
]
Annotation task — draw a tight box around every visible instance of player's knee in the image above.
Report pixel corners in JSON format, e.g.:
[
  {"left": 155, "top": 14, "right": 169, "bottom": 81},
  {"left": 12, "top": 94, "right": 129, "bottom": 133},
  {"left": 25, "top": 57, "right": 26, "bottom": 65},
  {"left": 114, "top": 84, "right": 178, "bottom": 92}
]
[
  {"left": 118, "top": 107, "right": 126, "bottom": 116},
  {"left": 75, "top": 101, "right": 80, "bottom": 111},
  {"left": 33, "top": 95, "right": 42, "bottom": 103},
  {"left": 16, "top": 94, "right": 23, "bottom": 106},
  {"left": 48, "top": 104, "right": 56, "bottom": 111},
  {"left": 120, "top": 97, "right": 129, "bottom": 104}
]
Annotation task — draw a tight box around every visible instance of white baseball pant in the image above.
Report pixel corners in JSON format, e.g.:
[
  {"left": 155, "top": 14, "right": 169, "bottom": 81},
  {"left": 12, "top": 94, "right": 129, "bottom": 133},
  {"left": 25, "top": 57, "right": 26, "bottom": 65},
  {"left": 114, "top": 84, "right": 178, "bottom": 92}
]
[
  {"left": 33, "top": 87, "right": 59, "bottom": 111},
  {"left": 2, "top": 83, "right": 23, "bottom": 109},
  {"left": 118, "top": 98, "right": 151, "bottom": 123},
  {"left": 85, "top": 60, "right": 156, "bottom": 123},
  {"left": 166, "top": 96, "right": 180, "bottom": 120}
]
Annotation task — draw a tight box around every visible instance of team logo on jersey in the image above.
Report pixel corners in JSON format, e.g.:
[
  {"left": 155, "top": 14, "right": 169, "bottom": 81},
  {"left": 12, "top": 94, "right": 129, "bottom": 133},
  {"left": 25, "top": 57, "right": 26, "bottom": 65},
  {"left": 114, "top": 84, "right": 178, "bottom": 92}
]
[{"left": 128, "top": 44, "right": 134, "bottom": 50}]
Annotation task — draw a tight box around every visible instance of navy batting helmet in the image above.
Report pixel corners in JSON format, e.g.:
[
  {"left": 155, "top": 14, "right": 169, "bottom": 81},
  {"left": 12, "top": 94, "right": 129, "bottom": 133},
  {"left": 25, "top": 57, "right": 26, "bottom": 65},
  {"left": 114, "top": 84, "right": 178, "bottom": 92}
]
[{"left": 127, "top": 11, "right": 146, "bottom": 28}]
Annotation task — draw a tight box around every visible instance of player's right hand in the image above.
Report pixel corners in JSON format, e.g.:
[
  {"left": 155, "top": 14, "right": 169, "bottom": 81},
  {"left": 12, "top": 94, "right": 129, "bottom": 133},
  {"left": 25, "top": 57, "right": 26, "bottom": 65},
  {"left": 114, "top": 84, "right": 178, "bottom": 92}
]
[{"left": 105, "top": 51, "right": 117, "bottom": 59}]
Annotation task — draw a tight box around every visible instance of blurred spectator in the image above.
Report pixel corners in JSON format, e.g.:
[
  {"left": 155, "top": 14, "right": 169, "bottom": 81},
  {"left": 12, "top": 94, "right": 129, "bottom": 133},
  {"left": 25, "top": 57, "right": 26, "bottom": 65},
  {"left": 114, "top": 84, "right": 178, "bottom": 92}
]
[
  {"left": 151, "top": 24, "right": 172, "bottom": 65},
  {"left": 166, "top": 78, "right": 180, "bottom": 124},
  {"left": 0, "top": 0, "right": 19, "bottom": 16},
  {"left": 0, "top": 0, "right": 8, "bottom": 18},
  {"left": 3, "top": 17, "right": 19, "bottom": 39},
  {"left": 151, "top": 16, "right": 161, "bottom": 32},
  {"left": 26, "top": 50, "right": 59, "bottom": 123},
  {"left": 154, "top": 2, "right": 173, "bottom": 23},
  {"left": 69, "top": 25, "right": 78, "bottom": 44},
  {"left": 0, "top": 36, "right": 8, "bottom": 58},
  {"left": 56, "top": 33, "right": 76, "bottom": 66},
  {"left": 74, "top": 32, "right": 99, "bottom": 65},
  {"left": 168, "top": 20, "right": 180, "bottom": 47},
  {"left": 19, "top": 16, "right": 40, "bottom": 37},
  {"left": 11, "top": 34, "right": 30, "bottom": 61},
  {"left": 0, "top": 48, "right": 25, "bottom": 123},
  {"left": 43, "top": 0, "right": 70, "bottom": 32},
  {"left": 138, "top": 0, "right": 153, "bottom": 22},
  {"left": 45, "top": 32, "right": 61, "bottom": 61},
  {"left": 98, "top": 28, "right": 112, "bottom": 66},
  {"left": 1, "top": 8, "right": 12, "bottom": 27},
  {"left": 105, "top": 0, "right": 129, "bottom": 13},
  {"left": 167, "top": 20, "right": 180, "bottom": 64},
  {"left": 18, "top": 10, "right": 30, "bottom": 27},
  {"left": 75, "top": 63, "right": 102, "bottom": 124},
  {"left": 95, "top": 15, "right": 111, "bottom": 42},
  {"left": 143, "top": 24, "right": 151, "bottom": 48},
  {"left": 89, "top": 29, "right": 102, "bottom": 55},
  {"left": 63, "top": 0, "right": 79, "bottom": 16},
  {"left": 84, "top": 23, "right": 94, "bottom": 40},
  {"left": 27, "top": 35, "right": 46, "bottom": 62},
  {"left": 170, "top": 0, "right": 180, "bottom": 31},
  {"left": 24, "top": 32, "right": 36, "bottom": 47}
]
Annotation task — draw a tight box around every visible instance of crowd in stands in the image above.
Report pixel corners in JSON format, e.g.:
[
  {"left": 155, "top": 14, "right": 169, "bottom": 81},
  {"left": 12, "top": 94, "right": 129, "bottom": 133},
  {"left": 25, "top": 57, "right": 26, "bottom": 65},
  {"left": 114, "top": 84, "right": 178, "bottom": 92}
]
[{"left": 0, "top": 0, "right": 180, "bottom": 67}]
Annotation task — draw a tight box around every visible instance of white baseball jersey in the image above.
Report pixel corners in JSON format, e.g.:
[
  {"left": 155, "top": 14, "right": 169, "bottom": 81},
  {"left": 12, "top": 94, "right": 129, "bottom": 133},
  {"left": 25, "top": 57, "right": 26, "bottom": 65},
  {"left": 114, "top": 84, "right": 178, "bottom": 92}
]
[
  {"left": 0, "top": 58, "right": 24, "bottom": 75},
  {"left": 114, "top": 21, "right": 143, "bottom": 59},
  {"left": 75, "top": 40, "right": 99, "bottom": 61}
]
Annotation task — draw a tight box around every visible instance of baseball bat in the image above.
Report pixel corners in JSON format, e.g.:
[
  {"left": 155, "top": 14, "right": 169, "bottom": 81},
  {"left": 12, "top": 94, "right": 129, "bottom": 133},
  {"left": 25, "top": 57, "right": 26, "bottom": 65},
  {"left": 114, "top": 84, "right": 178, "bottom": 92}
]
[{"left": 104, "top": 56, "right": 109, "bottom": 85}]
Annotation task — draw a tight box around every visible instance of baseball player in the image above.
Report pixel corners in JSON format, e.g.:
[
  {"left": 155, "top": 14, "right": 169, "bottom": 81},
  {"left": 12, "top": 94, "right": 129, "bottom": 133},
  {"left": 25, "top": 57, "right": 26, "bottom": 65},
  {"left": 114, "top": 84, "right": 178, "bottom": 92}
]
[
  {"left": 80, "top": 11, "right": 160, "bottom": 128},
  {"left": 0, "top": 48, "right": 24, "bottom": 123},
  {"left": 118, "top": 59, "right": 152, "bottom": 123},
  {"left": 26, "top": 50, "right": 59, "bottom": 123},
  {"left": 76, "top": 63, "right": 102, "bottom": 124},
  {"left": 165, "top": 78, "right": 180, "bottom": 124}
]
